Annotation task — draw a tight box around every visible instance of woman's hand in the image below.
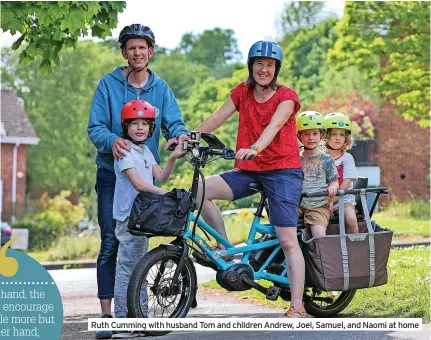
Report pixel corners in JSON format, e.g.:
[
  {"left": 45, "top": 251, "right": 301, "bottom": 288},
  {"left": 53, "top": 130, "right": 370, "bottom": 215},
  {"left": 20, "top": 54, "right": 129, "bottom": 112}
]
[{"left": 235, "top": 148, "right": 257, "bottom": 161}]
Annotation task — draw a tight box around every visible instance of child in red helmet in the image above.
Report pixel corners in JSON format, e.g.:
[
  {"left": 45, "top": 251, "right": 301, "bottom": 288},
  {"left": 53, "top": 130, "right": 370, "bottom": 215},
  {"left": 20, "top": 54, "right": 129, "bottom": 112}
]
[{"left": 112, "top": 100, "right": 185, "bottom": 336}]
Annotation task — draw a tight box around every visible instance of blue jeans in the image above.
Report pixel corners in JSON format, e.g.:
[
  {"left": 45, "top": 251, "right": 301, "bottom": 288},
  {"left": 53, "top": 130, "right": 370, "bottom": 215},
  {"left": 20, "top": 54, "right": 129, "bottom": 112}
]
[{"left": 95, "top": 166, "right": 119, "bottom": 299}]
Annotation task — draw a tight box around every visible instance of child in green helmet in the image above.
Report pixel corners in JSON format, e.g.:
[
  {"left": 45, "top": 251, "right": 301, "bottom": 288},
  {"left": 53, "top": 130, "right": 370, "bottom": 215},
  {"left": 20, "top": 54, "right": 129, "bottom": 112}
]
[
  {"left": 323, "top": 112, "right": 359, "bottom": 234},
  {"left": 297, "top": 111, "right": 339, "bottom": 237}
]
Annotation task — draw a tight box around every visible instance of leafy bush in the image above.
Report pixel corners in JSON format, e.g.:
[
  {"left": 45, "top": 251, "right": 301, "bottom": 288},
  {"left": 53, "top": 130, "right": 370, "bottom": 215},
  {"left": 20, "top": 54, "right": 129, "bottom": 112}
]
[
  {"left": 38, "top": 190, "right": 87, "bottom": 233},
  {"left": 12, "top": 219, "right": 61, "bottom": 251},
  {"left": 384, "top": 199, "right": 430, "bottom": 220},
  {"left": 46, "top": 235, "right": 100, "bottom": 261},
  {"left": 409, "top": 200, "right": 430, "bottom": 220},
  {"left": 12, "top": 191, "right": 87, "bottom": 251}
]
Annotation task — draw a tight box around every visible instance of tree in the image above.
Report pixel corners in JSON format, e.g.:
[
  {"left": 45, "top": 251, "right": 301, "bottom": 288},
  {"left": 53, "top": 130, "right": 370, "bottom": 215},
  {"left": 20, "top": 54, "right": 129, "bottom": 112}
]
[
  {"left": 1, "top": 42, "right": 123, "bottom": 195},
  {"left": 278, "top": 18, "right": 340, "bottom": 107},
  {"left": 1, "top": 1, "right": 125, "bottom": 74},
  {"left": 279, "top": 1, "right": 325, "bottom": 35},
  {"left": 328, "top": 1, "right": 430, "bottom": 127},
  {"left": 305, "top": 91, "right": 379, "bottom": 140},
  {"left": 151, "top": 52, "right": 210, "bottom": 100},
  {"left": 176, "top": 28, "right": 242, "bottom": 71}
]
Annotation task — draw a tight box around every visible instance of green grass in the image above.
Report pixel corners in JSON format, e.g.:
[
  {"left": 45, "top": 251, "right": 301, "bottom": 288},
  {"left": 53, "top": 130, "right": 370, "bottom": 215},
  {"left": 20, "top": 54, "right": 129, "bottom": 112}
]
[
  {"left": 201, "top": 246, "right": 431, "bottom": 321},
  {"left": 343, "top": 246, "right": 430, "bottom": 320},
  {"left": 373, "top": 215, "right": 430, "bottom": 239}
]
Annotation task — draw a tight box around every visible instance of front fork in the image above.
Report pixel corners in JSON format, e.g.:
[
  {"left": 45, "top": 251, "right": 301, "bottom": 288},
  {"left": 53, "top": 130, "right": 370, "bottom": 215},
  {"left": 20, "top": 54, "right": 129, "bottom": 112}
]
[{"left": 151, "top": 238, "right": 190, "bottom": 294}]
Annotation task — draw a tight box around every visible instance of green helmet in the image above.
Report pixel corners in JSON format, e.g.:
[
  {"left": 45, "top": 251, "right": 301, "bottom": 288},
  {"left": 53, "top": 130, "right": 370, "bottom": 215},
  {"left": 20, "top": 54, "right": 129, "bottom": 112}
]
[
  {"left": 323, "top": 112, "right": 352, "bottom": 132},
  {"left": 296, "top": 111, "right": 325, "bottom": 132}
]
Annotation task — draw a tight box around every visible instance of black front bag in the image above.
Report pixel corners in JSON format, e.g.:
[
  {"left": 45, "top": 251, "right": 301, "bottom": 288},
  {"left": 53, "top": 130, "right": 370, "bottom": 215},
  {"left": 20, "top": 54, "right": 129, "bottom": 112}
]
[{"left": 128, "top": 188, "right": 192, "bottom": 237}]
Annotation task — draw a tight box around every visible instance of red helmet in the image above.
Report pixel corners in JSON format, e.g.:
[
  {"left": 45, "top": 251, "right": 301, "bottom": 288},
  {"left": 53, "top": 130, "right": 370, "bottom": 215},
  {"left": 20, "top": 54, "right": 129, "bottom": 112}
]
[{"left": 121, "top": 100, "right": 155, "bottom": 122}]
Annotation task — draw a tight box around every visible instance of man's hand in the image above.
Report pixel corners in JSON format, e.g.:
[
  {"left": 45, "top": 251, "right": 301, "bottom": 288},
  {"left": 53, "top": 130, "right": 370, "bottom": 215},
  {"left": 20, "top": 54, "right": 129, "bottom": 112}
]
[
  {"left": 235, "top": 148, "right": 257, "bottom": 162},
  {"left": 113, "top": 138, "right": 131, "bottom": 160},
  {"left": 164, "top": 134, "right": 190, "bottom": 150}
]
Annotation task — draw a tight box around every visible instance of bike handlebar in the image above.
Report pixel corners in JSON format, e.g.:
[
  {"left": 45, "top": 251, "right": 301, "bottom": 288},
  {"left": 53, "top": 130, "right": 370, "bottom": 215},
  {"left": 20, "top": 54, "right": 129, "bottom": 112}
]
[
  {"left": 168, "top": 143, "right": 254, "bottom": 161},
  {"left": 301, "top": 187, "right": 388, "bottom": 198}
]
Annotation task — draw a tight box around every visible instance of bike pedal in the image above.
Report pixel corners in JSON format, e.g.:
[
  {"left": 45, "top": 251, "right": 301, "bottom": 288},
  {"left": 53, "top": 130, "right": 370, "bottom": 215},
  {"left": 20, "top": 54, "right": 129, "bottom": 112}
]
[{"left": 266, "top": 286, "right": 281, "bottom": 301}]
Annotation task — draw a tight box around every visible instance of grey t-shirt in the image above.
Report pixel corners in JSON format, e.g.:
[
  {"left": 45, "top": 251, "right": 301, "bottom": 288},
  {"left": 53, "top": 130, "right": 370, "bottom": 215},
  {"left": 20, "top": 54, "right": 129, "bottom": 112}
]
[
  {"left": 334, "top": 152, "right": 357, "bottom": 205},
  {"left": 301, "top": 151, "right": 338, "bottom": 209},
  {"left": 113, "top": 143, "right": 157, "bottom": 221}
]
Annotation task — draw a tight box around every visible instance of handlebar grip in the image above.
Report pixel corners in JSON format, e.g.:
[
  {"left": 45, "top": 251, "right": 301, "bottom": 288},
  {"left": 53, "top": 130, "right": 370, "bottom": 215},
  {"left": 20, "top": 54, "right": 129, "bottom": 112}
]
[
  {"left": 167, "top": 144, "right": 177, "bottom": 151},
  {"left": 301, "top": 187, "right": 388, "bottom": 198},
  {"left": 221, "top": 148, "right": 254, "bottom": 160}
]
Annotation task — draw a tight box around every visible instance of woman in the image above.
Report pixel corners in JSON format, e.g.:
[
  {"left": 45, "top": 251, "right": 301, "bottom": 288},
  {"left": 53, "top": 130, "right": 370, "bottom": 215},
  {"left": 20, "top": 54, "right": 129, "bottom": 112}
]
[{"left": 195, "top": 41, "right": 306, "bottom": 318}]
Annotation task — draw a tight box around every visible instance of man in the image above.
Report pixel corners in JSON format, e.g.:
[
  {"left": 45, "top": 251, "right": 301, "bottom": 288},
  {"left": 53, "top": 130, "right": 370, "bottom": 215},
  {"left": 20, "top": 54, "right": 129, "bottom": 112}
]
[{"left": 88, "top": 24, "right": 189, "bottom": 339}]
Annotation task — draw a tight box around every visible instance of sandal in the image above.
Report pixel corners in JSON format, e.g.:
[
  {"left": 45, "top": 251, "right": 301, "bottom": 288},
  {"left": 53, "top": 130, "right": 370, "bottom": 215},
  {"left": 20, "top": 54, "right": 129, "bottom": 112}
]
[{"left": 281, "top": 305, "right": 307, "bottom": 318}]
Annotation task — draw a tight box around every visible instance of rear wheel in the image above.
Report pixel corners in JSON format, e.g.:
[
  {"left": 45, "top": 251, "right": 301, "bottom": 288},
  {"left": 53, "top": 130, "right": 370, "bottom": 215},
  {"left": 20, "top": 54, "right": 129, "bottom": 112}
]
[
  {"left": 127, "top": 246, "right": 197, "bottom": 336},
  {"left": 304, "top": 288, "right": 356, "bottom": 317}
]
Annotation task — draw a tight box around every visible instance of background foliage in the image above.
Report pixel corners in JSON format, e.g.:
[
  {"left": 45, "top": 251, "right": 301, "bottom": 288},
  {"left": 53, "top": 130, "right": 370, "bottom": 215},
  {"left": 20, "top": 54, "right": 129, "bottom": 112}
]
[{"left": 1, "top": 1, "right": 429, "bottom": 219}]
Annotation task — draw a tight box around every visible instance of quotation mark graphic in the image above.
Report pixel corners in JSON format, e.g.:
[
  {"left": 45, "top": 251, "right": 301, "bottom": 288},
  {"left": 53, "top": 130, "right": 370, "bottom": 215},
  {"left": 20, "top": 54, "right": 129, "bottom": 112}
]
[{"left": 0, "top": 237, "right": 19, "bottom": 277}]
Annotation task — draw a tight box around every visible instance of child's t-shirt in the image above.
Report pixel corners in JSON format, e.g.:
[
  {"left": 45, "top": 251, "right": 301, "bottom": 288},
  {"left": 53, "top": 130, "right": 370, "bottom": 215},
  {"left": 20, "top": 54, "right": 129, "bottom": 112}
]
[
  {"left": 113, "top": 143, "right": 157, "bottom": 221},
  {"left": 301, "top": 152, "right": 338, "bottom": 209},
  {"left": 333, "top": 152, "right": 357, "bottom": 205}
]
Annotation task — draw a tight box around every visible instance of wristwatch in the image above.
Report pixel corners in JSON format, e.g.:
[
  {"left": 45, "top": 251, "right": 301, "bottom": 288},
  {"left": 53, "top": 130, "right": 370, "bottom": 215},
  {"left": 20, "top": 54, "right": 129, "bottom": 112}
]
[{"left": 250, "top": 144, "right": 261, "bottom": 154}]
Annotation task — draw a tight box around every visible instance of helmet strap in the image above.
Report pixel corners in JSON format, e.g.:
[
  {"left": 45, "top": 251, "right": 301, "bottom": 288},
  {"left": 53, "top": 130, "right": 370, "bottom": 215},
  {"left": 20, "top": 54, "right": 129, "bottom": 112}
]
[
  {"left": 303, "top": 145, "right": 319, "bottom": 150},
  {"left": 326, "top": 144, "right": 341, "bottom": 150},
  {"left": 126, "top": 61, "right": 148, "bottom": 82}
]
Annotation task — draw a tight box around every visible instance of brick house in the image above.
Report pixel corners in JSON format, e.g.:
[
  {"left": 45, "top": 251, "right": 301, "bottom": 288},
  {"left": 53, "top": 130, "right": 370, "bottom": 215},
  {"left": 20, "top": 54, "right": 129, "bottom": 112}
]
[
  {"left": 1, "top": 90, "right": 39, "bottom": 222},
  {"left": 351, "top": 105, "right": 430, "bottom": 203}
]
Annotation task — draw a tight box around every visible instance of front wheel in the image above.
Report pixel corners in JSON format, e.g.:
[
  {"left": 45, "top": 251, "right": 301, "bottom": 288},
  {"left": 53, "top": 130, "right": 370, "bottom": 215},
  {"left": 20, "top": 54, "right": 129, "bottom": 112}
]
[
  {"left": 304, "top": 288, "right": 356, "bottom": 317},
  {"left": 127, "top": 246, "right": 197, "bottom": 336}
]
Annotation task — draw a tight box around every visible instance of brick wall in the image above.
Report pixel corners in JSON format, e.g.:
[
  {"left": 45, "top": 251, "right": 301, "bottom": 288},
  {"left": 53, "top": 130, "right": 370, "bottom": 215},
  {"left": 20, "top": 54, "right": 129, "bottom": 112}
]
[
  {"left": 1, "top": 143, "right": 27, "bottom": 221},
  {"left": 377, "top": 102, "right": 430, "bottom": 201}
]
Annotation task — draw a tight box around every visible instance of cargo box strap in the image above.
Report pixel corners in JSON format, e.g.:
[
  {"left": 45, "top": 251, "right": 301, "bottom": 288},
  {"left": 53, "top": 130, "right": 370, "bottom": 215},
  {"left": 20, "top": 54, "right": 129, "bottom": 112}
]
[
  {"left": 360, "top": 190, "right": 376, "bottom": 287},
  {"left": 338, "top": 191, "right": 350, "bottom": 291}
]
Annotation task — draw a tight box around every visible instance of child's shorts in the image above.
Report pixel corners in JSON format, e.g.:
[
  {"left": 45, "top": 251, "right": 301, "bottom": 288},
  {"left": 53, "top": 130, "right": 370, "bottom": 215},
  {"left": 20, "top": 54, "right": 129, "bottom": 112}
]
[
  {"left": 333, "top": 203, "right": 357, "bottom": 214},
  {"left": 299, "top": 205, "right": 331, "bottom": 227}
]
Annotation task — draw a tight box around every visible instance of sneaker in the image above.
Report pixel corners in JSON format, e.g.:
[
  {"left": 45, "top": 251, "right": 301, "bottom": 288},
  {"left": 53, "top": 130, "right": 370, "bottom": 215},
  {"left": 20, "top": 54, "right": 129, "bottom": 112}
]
[
  {"left": 95, "top": 314, "right": 113, "bottom": 339},
  {"left": 191, "top": 295, "right": 198, "bottom": 308},
  {"left": 111, "top": 330, "right": 144, "bottom": 338},
  {"left": 281, "top": 305, "right": 307, "bottom": 318}
]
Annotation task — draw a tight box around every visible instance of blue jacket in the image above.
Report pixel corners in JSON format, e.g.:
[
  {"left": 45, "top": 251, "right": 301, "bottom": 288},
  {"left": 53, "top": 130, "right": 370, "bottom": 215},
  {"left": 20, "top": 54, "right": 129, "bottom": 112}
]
[{"left": 88, "top": 66, "right": 188, "bottom": 171}]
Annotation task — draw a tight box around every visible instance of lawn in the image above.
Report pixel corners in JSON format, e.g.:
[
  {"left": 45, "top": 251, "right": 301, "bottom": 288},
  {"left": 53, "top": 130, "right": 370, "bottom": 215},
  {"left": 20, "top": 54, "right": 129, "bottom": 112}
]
[{"left": 202, "top": 246, "right": 431, "bottom": 321}]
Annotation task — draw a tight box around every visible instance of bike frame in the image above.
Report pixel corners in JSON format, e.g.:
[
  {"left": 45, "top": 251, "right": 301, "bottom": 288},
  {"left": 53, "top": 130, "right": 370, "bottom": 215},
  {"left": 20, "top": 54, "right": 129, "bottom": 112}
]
[{"left": 184, "top": 210, "right": 292, "bottom": 285}]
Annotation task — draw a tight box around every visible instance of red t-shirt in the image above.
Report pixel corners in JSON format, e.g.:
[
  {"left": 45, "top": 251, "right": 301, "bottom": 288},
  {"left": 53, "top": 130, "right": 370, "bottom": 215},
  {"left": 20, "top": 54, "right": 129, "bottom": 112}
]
[{"left": 230, "top": 82, "right": 301, "bottom": 171}]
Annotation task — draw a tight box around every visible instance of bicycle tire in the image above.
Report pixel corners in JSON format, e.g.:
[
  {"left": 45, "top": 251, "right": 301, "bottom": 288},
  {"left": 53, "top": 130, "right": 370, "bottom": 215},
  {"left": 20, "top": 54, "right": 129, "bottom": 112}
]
[
  {"left": 304, "top": 289, "right": 356, "bottom": 317},
  {"left": 127, "top": 246, "right": 197, "bottom": 336}
]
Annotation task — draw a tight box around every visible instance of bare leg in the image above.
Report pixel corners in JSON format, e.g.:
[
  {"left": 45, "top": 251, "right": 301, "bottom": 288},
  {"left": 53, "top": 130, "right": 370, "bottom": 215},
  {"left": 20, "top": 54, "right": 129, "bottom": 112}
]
[
  {"left": 196, "top": 175, "right": 234, "bottom": 248},
  {"left": 100, "top": 299, "right": 112, "bottom": 315},
  {"left": 310, "top": 224, "right": 326, "bottom": 237},
  {"left": 345, "top": 207, "right": 359, "bottom": 233},
  {"left": 275, "top": 226, "right": 305, "bottom": 310}
]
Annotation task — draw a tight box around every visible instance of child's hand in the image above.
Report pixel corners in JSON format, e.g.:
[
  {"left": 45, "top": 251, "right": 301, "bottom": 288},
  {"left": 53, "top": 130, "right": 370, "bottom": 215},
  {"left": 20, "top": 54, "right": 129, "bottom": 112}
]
[
  {"left": 325, "top": 185, "right": 338, "bottom": 197},
  {"left": 170, "top": 143, "right": 187, "bottom": 159},
  {"left": 329, "top": 202, "right": 334, "bottom": 216}
]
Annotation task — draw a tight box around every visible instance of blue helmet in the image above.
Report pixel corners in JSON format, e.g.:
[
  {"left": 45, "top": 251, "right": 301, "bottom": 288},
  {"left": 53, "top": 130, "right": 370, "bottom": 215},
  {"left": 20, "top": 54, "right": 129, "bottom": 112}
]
[
  {"left": 247, "top": 40, "right": 283, "bottom": 77},
  {"left": 119, "top": 24, "right": 155, "bottom": 49}
]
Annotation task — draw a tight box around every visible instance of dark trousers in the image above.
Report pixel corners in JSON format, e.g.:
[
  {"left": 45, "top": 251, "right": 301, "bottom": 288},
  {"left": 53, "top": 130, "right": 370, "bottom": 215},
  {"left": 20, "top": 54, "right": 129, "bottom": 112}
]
[{"left": 95, "top": 167, "right": 119, "bottom": 299}]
